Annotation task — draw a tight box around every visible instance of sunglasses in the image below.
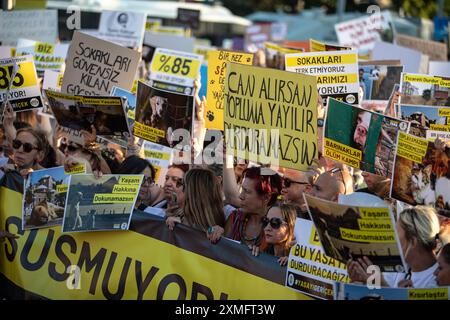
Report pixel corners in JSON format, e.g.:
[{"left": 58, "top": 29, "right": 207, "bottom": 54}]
[
  {"left": 261, "top": 217, "right": 286, "bottom": 229},
  {"left": 165, "top": 175, "right": 184, "bottom": 188},
  {"left": 283, "top": 178, "right": 309, "bottom": 188},
  {"left": 12, "top": 139, "right": 39, "bottom": 153},
  {"left": 64, "top": 144, "right": 81, "bottom": 153}
]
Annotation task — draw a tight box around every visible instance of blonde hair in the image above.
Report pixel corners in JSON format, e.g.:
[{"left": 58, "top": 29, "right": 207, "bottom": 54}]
[
  {"left": 183, "top": 168, "right": 225, "bottom": 232},
  {"left": 399, "top": 206, "right": 441, "bottom": 251}
]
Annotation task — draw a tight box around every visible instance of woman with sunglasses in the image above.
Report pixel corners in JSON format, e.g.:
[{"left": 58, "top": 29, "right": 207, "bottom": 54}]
[
  {"left": 434, "top": 243, "right": 450, "bottom": 286},
  {"left": 209, "top": 167, "right": 282, "bottom": 247},
  {"left": 256, "top": 203, "right": 297, "bottom": 266},
  {"left": 166, "top": 168, "right": 225, "bottom": 237},
  {"left": 347, "top": 206, "right": 446, "bottom": 288}
]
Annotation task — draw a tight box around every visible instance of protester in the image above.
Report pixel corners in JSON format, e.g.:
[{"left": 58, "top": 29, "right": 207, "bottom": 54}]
[
  {"left": 347, "top": 206, "right": 445, "bottom": 288},
  {"left": 308, "top": 167, "right": 352, "bottom": 202},
  {"left": 279, "top": 168, "right": 313, "bottom": 218},
  {"left": 209, "top": 167, "right": 282, "bottom": 248},
  {"left": 163, "top": 164, "right": 190, "bottom": 216},
  {"left": 249, "top": 203, "right": 297, "bottom": 266},
  {"left": 166, "top": 168, "right": 225, "bottom": 239}
]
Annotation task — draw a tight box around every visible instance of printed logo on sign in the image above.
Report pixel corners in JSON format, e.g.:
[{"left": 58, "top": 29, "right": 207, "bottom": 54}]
[
  {"left": 288, "top": 273, "right": 295, "bottom": 286},
  {"left": 121, "top": 222, "right": 128, "bottom": 230},
  {"left": 395, "top": 264, "right": 405, "bottom": 273},
  {"left": 30, "top": 98, "right": 39, "bottom": 107},
  {"left": 345, "top": 94, "right": 356, "bottom": 104}
]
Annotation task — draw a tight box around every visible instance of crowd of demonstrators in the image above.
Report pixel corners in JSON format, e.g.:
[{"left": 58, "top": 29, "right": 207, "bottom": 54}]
[{"left": 1, "top": 38, "right": 450, "bottom": 296}]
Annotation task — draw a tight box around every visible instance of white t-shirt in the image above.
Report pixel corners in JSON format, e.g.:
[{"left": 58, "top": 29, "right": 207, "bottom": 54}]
[{"left": 383, "top": 263, "right": 438, "bottom": 288}]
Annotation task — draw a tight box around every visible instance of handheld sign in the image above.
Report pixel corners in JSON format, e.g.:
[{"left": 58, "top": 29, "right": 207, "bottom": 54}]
[
  {"left": 285, "top": 49, "right": 359, "bottom": 106},
  {"left": 62, "top": 31, "right": 141, "bottom": 96},
  {"left": 224, "top": 63, "right": 318, "bottom": 171},
  {"left": 0, "top": 55, "right": 43, "bottom": 113},
  {"left": 16, "top": 39, "right": 69, "bottom": 74},
  {"left": 149, "top": 48, "right": 202, "bottom": 95},
  {"left": 206, "top": 50, "right": 253, "bottom": 130}
]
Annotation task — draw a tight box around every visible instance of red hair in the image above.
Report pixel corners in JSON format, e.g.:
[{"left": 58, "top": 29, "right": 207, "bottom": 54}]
[{"left": 242, "top": 167, "right": 282, "bottom": 206}]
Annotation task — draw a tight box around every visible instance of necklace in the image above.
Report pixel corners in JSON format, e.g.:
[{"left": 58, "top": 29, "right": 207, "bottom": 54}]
[{"left": 240, "top": 215, "right": 261, "bottom": 245}]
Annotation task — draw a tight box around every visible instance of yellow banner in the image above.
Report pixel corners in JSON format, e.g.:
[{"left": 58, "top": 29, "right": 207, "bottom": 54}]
[
  {"left": 206, "top": 50, "right": 253, "bottom": 130},
  {"left": 64, "top": 163, "right": 85, "bottom": 175},
  {"left": 408, "top": 288, "right": 449, "bottom": 300},
  {"left": 112, "top": 185, "right": 139, "bottom": 194},
  {"left": 92, "top": 193, "right": 136, "bottom": 203},
  {"left": 133, "top": 122, "right": 165, "bottom": 142},
  {"left": 144, "top": 150, "right": 171, "bottom": 160},
  {"left": 285, "top": 53, "right": 357, "bottom": 68},
  {"left": 357, "top": 219, "right": 393, "bottom": 231},
  {"left": 35, "top": 42, "right": 55, "bottom": 55},
  {"left": 404, "top": 74, "right": 440, "bottom": 85},
  {"left": 0, "top": 184, "right": 309, "bottom": 300},
  {"left": 324, "top": 138, "right": 362, "bottom": 160},
  {"left": 359, "top": 207, "right": 390, "bottom": 219},
  {"left": 316, "top": 74, "right": 358, "bottom": 84},
  {"left": 430, "top": 124, "right": 450, "bottom": 132},
  {"left": 438, "top": 108, "right": 450, "bottom": 117},
  {"left": 56, "top": 184, "right": 68, "bottom": 194}
]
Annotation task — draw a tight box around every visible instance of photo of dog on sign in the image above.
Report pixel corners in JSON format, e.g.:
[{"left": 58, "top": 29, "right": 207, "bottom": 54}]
[{"left": 135, "top": 81, "right": 194, "bottom": 148}]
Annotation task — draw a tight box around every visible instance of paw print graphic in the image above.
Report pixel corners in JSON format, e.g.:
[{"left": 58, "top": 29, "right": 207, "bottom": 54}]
[{"left": 207, "top": 111, "right": 214, "bottom": 122}]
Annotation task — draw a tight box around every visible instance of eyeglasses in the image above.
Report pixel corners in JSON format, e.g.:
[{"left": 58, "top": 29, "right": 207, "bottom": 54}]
[
  {"left": 283, "top": 178, "right": 310, "bottom": 188},
  {"left": 261, "top": 217, "right": 286, "bottom": 229},
  {"left": 165, "top": 175, "right": 184, "bottom": 188},
  {"left": 12, "top": 139, "right": 39, "bottom": 153}
]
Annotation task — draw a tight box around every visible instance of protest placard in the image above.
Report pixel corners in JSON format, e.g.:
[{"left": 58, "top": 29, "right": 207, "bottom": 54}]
[
  {"left": 62, "top": 31, "right": 140, "bottom": 96},
  {"left": 149, "top": 48, "right": 202, "bottom": 95},
  {"left": 304, "top": 193, "right": 406, "bottom": 272},
  {"left": 391, "top": 131, "right": 450, "bottom": 209},
  {"left": 0, "top": 10, "right": 58, "bottom": 46},
  {"left": 310, "top": 39, "right": 351, "bottom": 52},
  {"left": 0, "top": 46, "right": 15, "bottom": 59},
  {"left": 111, "top": 86, "right": 136, "bottom": 127},
  {"left": 98, "top": 10, "right": 147, "bottom": 51},
  {"left": 45, "top": 91, "right": 131, "bottom": 146},
  {"left": 62, "top": 174, "right": 143, "bottom": 233},
  {"left": 372, "top": 41, "right": 428, "bottom": 74},
  {"left": 336, "top": 282, "right": 450, "bottom": 300},
  {"left": 223, "top": 63, "right": 318, "bottom": 171},
  {"left": 22, "top": 167, "right": 70, "bottom": 230},
  {"left": 285, "top": 49, "right": 359, "bottom": 105},
  {"left": 264, "top": 42, "right": 303, "bottom": 70},
  {"left": 0, "top": 55, "right": 43, "bottom": 112},
  {"left": 206, "top": 50, "right": 253, "bottom": 130},
  {"left": 284, "top": 41, "right": 310, "bottom": 52},
  {"left": 335, "top": 11, "right": 395, "bottom": 53},
  {"left": 42, "top": 69, "right": 63, "bottom": 92},
  {"left": 400, "top": 73, "right": 450, "bottom": 106},
  {"left": 16, "top": 39, "right": 69, "bottom": 74},
  {"left": 399, "top": 104, "right": 450, "bottom": 138},
  {"left": 176, "top": 8, "right": 201, "bottom": 30},
  {"left": 134, "top": 81, "right": 194, "bottom": 148},
  {"left": 194, "top": 44, "right": 215, "bottom": 64},
  {"left": 359, "top": 62, "right": 403, "bottom": 101},
  {"left": 143, "top": 141, "right": 173, "bottom": 187},
  {"left": 324, "top": 98, "right": 409, "bottom": 177},
  {"left": 286, "top": 218, "right": 348, "bottom": 300},
  {"left": 429, "top": 61, "right": 450, "bottom": 78},
  {"left": 395, "top": 34, "right": 448, "bottom": 62}
]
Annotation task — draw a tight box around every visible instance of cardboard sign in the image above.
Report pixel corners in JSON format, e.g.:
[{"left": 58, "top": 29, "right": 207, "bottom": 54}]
[
  {"left": 134, "top": 81, "right": 194, "bottom": 148},
  {"left": 359, "top": 63, "right": 403, "bottom": 102},
  {"left": 400, "top": 73, "right": 450, "bottom": 106},
  {"left": 62, "top": 31, "right": 140, "bottom": 96},
  {"left": 304, "top": 193, "right": 406, "bottom": 273},
  {"left": 98, "top": 11, "right": 147, "bottom": 50},
  {"left": 0, "top": 55, "right": 43, "bottom": 112},
  {"left": 310, "top": 39, "right": 351, "bottom": 52},
  {"left": 22, "top": 167, "right": 70, "bottom": 230},
  {"left": 62, "top": 174, "right": 143, "bottom": 233},
  {"left": 149, "top": 48, "right": 202, "bottom": 95},
  {"left": 205, "top": 50, "right": 253, "bottom": 130},
  {"left": 143, "top": 141, "right": 173, "bottom": 187},
  {"left": 42, "top": 69, "right": 63, "bottom": 92},
  {"left": 335, "top": 11, "right": 395, "bottom": 53},
  {"left": 45, "top": 91, "right": 131, "bottom": 146},
  {"left": 285, "top": 49, "right": 359, "bottom": 105},
  {"left": 395, "top": 34, "right": 448, "bottom": 62},
  {"left": 0, "top": 10, "right": 58, "bottom": 46},
  {"left": 176, "top": 8, "right": 201, "bottom": 30},
  {"left": 324, "top": 98, "right": 409, "bottom": 177},
  {"left": 372, "top": 41, "right": 428, "bottom": 74},
  {"left": 223, "top": 63, "right": 318, "bottom": 171},
  {"left": 286, "top": 218, "right": 348, "bottom": 300},
  {"left": 391, "top": 131, "right": 450, "bottom": 210},
  {"left": 16, "top": 39, "right": 69, "bottom": 74}
]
